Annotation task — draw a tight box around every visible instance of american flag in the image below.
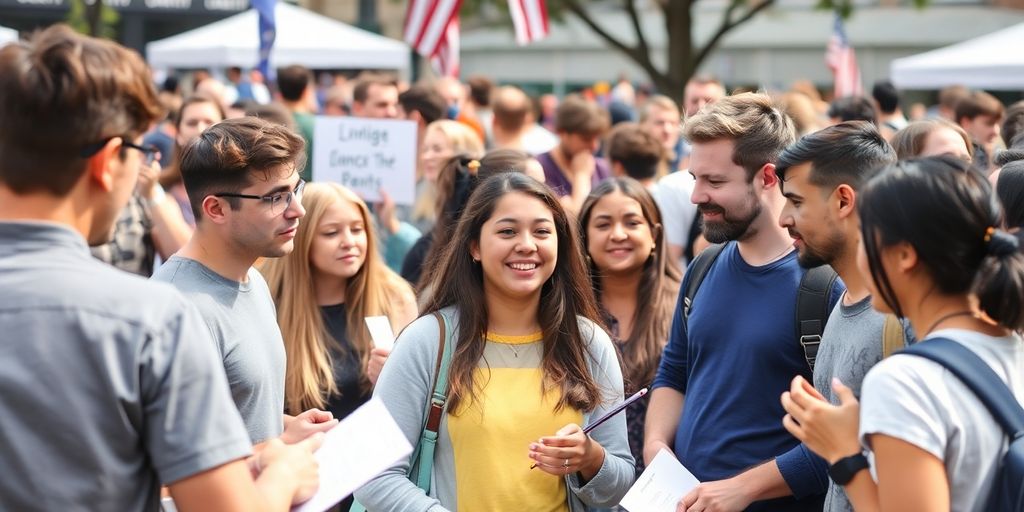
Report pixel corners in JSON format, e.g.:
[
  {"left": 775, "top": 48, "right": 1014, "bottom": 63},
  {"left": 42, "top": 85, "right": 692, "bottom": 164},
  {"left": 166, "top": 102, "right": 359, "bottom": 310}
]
[
  {"left": 825, "top": 13, "right": 862, "bottom": 98},
  {"left": 509, "top": 0, "right": 550, "bottom": 46},
  {"left": 404, "top": 0, "right": 463, "bottom": 77}
]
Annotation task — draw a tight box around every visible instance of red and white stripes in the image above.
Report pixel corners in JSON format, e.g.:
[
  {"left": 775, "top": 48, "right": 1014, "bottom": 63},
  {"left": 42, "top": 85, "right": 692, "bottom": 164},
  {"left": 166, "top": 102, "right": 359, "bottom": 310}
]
[{"left": 508, "top": 0, "right": 549, "bottom": 46}]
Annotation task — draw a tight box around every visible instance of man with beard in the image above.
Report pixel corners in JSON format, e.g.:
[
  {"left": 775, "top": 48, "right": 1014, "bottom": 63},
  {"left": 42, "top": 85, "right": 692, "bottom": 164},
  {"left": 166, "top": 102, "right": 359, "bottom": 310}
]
[
  {"left": 677, "top": 122, "right": 902, "bottom": 512},
  {"left": 644, "top": 94, "right": 844, "bottom": 512},
  {"left": 153, "top": 117, "right": 338, "bottom": 446}
]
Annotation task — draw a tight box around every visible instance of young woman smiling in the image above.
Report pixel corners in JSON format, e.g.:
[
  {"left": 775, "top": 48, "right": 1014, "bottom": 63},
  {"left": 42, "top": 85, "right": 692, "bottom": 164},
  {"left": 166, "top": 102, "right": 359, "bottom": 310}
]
[
  {"left": 355, "top": 173, "right": 634, "bottom": 511},
  {"left": 579, "top": 177, "right": 681, "bottom": 476},
  {"left": 260, "top": 182, "right": 417, "bottom": 418}
]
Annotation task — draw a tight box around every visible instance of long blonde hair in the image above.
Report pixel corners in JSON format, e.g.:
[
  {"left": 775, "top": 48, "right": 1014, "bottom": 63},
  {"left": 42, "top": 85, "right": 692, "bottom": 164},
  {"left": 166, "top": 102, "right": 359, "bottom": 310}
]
[
  {"left": 412, "top": 120, "right": 484, "bottom": 224},
  {"left": 260, "top": 183, "right": 415, "bottom": 413}
]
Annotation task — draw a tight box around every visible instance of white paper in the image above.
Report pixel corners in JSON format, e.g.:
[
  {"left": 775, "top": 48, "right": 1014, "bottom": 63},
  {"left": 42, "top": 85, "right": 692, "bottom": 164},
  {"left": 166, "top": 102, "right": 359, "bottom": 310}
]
[
  {"left": 364, "top": 316, "right": 396, "bottom": 351},
  {"left": 312, "top": 117, "right": 418, "bottom": 205},
  {"left": 619, "top": 449, "right": 701, "bottom": 512},
  {"left": 293, "top": 398, "right": 412, "bottom": 512}
]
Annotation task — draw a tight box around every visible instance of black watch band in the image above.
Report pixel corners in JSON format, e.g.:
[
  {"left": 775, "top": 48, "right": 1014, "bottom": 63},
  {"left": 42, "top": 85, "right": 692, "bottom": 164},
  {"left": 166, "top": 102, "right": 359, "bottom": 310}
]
[{"left": 828, "top": 453, "right": 869, "bottom": 485}]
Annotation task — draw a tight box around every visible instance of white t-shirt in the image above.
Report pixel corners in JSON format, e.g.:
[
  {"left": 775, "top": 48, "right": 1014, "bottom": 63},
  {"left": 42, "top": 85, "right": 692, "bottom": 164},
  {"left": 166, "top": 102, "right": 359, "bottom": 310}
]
[
  {"left": 859, "top": 329, "right": 1024, "bottom": 512},
  {"left": 651, "top": 170, "right": 697, "bottom": 268}
]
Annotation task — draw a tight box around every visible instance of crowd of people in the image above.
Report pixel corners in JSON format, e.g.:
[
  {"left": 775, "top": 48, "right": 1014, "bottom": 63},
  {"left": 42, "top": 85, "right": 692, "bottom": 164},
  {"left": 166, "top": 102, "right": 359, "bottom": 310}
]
[{"left": 1, "top": 23, "right": 1023, "bottom": 512}]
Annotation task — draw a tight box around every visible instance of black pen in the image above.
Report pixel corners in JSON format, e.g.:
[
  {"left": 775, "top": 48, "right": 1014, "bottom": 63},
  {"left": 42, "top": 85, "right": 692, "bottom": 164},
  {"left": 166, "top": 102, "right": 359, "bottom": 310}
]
[{"left": 530, "top": 387, "right": 649, "bottom": 469}]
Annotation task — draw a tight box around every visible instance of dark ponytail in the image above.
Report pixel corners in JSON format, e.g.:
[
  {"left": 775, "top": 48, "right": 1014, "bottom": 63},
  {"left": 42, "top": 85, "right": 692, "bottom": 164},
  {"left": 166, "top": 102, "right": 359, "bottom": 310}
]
[
  {"left": 859, "top": 155, "right": 1024, "bottom": 331},
  {"left": 974, "top": 228, "right": 1024, "bottom": 331}
]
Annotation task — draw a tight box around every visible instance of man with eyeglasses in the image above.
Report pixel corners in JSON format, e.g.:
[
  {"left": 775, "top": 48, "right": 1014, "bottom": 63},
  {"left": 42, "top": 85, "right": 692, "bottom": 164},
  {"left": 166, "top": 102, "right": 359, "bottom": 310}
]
[
  {"left": 0, "top": 25, "right": 321, "bottom": 511},
  {"left": 153, "top": 116, "right": 338, "bottom": 446},
  {"left": 90, "top": 141, "right": 193, "bottom": 276}
]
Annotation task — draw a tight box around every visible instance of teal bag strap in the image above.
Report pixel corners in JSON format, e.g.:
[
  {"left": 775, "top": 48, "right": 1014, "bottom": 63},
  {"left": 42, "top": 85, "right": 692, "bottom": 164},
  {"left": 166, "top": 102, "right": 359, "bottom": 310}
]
[
  {"left": 409, "top": 311, "right": 454, "bottom": 492},
  {"left": 350, "top": 311, "right": 453, "bottom": 512}
]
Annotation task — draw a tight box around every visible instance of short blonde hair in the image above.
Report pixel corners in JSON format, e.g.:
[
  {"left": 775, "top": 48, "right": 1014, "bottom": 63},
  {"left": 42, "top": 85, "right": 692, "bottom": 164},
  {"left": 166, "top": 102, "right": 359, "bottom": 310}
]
[{"left": 683, "top": 93, "right": 795, "bottom": 180}]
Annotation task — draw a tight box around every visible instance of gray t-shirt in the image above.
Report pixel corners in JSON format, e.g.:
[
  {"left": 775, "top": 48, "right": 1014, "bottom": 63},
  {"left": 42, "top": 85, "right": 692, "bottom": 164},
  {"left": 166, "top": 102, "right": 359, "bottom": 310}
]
[
  {"left": 813, "top": 295, "right": 894, "bottom": 512},
  {"left": 0, "top": 222, "right": 251, "bottom": 511},
  {"left": 860, "top": 329, "right": 1024, "bottom": 512},
  {"left": 153, "top": 255, "right": 287, "bottom": 443}
]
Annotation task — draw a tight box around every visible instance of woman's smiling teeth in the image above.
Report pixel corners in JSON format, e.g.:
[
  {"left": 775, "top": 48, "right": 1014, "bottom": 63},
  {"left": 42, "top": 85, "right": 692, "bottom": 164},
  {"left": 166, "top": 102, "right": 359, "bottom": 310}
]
[{"left": 508, "top": 262, "right": 538, "bottom": 271}]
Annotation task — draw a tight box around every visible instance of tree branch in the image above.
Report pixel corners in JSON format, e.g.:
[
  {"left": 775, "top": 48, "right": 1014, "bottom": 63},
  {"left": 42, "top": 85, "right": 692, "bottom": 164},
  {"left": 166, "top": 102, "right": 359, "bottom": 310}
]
[
  {"left": 563, "top": 0, "right": 636, "bottom": 58},
  {"left": 693, "top": 0, "right": 776, "bottom": 70},
  {"left": 625, "top": 0, "right": 649, "bottom": 57}
]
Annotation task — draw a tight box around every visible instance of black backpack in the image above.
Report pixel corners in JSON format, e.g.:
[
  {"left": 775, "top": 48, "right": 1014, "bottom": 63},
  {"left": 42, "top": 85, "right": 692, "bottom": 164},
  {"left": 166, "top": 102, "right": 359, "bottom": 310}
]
[
  {"left": 682, "top": 243, "right": 839, "bottom": 372},
  {"left": 901, "top": 338, "right": 1024, "bottom": 511}
]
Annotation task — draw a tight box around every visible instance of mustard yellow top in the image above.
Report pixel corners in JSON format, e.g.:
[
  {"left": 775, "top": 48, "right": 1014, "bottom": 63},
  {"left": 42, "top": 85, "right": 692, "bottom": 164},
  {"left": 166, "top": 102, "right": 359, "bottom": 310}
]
[{"left": 446, "top": 332, "right": 582, "bottom": 512}]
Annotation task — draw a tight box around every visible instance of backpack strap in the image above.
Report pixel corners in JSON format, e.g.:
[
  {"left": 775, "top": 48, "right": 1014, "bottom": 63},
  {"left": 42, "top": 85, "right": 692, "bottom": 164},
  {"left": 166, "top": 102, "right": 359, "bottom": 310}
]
[
  {"left": 408, "top": 311, "right": 455, "bottom": 493},
  {"left": 683, "top": 243, "right": 726, "bottom": 320},
  {"left": 900, "top": 338, "right": 1024, "bottom": 437},
  {"left": 881, "top": 314, "right": 906, "bottom": 358},
  {"left": 796, "top": 265, "right": 840, "bottom": 372}
]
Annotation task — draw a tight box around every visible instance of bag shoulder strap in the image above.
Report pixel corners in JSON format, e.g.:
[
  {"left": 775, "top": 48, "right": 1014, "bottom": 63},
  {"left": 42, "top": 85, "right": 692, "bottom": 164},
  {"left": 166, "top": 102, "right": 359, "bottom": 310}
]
[
  {"left": 683, "top": 243, "right": 727, "bottom": 320},
  {"left": 881, "top": 314, "right": 905, "bottom": 358},
  {"left": 901, "top": 338, "right": 1024, "bottom": 437},
  {"left": 796, "top": 264, "right": 840, "bottom": 372},
  {"left": 425, "top": 310, "right": 454, "bottom": 435}
]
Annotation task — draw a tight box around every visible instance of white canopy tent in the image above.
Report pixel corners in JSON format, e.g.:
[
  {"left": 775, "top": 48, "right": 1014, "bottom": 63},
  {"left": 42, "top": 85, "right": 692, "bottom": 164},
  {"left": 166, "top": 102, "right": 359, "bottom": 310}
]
[
  {"left": 147, "top": 3, "right": 409, "bottom": 72},
  {"left": 0, "top": 25, "right": 17, "bottom": 46},
  {"left": 891, "top": 22, "right": 1024, "bottom": 90}
]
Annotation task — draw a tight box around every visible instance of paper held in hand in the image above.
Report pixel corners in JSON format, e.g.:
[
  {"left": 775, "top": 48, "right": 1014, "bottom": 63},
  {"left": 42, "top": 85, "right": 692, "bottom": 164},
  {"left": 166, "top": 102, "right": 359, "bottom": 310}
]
[
  {"left": 618, "top": 449, "right": 701, "bottom": 512},
  {"left": 292, "top": 398, "right": 412, "bottom": 512},
  {"left": 364, "top": 316, "right": 396, "bottom": 351}
]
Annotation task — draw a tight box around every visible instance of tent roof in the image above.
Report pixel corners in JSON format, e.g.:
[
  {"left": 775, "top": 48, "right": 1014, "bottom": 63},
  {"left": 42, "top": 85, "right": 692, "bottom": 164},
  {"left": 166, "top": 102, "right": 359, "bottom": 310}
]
[
  {"left": 891, "top": 22, "right": 1024, "bottom": 90},
  {"left": 147, "top": 3, "right": 408, "bottom": 70},
  {"left": 0, "top": 25, "right": 17, "bottom": 45}
]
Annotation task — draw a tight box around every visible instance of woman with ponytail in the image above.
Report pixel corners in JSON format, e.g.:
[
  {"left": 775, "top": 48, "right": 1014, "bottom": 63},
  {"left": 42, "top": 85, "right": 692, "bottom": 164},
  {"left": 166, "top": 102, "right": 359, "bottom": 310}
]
[{"left": 781, "top": 155, "right": 1024, "bottom": 511}]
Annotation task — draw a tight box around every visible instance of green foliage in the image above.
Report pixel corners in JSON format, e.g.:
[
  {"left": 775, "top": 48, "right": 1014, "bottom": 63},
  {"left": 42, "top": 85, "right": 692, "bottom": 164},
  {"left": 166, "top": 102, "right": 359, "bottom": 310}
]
[{"left": 65, "top": 0, "right": 120, "bottom": 39}]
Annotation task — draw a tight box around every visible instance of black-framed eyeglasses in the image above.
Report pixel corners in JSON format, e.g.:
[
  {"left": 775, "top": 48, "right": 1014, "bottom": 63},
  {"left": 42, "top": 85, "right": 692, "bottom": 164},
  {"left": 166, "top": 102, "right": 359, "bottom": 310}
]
[
  {"left": 214, "top": 179, "right": 305, "bottom": 216},
  {"left": 80, "top": 137, "right": 159, "bottom": 166}
]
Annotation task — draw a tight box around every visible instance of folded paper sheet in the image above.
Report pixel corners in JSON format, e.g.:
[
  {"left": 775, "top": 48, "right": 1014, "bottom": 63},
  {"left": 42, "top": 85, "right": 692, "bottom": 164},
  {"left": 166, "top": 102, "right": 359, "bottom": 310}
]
[
  {"left": 619, "top": 449, "right": 701, "bottom": 512},
  {"left": 294, "top": 398, "right": 412, "bottom": 512}
]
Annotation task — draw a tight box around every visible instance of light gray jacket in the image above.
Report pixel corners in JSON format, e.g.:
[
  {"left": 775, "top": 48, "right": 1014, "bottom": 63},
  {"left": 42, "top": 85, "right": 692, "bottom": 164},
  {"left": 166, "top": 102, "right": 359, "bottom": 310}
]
[{"left": 354, "top": 307, "right": 635, "bottom": 511}]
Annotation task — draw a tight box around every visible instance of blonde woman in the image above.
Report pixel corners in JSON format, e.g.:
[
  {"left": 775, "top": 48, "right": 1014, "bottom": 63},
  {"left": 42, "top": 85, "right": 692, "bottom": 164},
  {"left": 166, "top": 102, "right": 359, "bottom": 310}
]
[
  {"left": 407, "top": 120, "right": 484, "bottom": 233},
  {"left": 261, "top": 182, "right": 417, "bottom": 423}
]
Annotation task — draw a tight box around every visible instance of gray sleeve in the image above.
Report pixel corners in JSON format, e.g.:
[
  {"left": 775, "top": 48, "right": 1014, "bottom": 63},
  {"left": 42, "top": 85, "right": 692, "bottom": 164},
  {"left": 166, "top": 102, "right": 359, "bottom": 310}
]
[
  {"left": 566, "top": 319, "right": 636, "bottom": 507},
  {"left": 353, "top": 313, "right": 451, "bottom": 512},
  {"left": 143, "top": 300, "right": 252, "bottom": 485}
]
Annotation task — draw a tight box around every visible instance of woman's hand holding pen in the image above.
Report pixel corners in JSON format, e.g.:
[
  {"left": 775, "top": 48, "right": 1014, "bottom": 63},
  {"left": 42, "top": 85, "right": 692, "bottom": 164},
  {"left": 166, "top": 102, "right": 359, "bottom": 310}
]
[{"left": 528, "top": 423, "right": 606, "bottom": 481}]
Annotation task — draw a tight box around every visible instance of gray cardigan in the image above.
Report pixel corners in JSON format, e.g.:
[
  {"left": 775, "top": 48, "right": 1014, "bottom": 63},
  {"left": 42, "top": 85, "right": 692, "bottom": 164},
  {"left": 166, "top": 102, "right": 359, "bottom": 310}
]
[{"left": 353, "top": 307, "right": 635, "bottom": 511}]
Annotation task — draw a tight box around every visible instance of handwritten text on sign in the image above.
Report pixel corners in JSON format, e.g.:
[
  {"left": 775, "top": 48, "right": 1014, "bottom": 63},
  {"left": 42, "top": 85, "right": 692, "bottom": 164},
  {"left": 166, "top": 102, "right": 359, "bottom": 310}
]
[{"left": 312, "top": 117, "right": 417, "bottom": 205}]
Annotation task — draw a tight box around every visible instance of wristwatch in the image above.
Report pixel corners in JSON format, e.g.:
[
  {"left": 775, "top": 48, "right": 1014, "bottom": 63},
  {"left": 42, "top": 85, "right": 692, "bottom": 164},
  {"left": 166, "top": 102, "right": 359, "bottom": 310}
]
[{"left": 828, "top": 453, "right": 869, "bottom": 485}]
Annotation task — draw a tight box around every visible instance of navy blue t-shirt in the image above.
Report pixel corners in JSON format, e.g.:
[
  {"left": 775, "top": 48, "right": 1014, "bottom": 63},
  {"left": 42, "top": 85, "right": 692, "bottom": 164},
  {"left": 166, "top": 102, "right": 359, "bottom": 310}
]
[{"left": 653, "top": 242, "right": 843, "bottom": 511}]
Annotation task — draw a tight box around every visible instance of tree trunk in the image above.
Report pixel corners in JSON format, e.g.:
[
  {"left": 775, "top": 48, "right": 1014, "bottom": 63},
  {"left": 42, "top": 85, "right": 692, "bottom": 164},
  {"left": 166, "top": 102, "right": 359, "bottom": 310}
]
[
  {"left": 662, "top": 0, "right": 694, "bottom": 99},
  {"left": 85, "top": 0, "right": 103, "bottom": 37}
]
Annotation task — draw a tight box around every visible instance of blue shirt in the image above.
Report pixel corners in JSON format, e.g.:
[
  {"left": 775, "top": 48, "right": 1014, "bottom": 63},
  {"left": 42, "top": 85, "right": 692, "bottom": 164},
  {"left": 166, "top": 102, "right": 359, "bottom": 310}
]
[{"left": 653, "top": 242, "right": 843, "bottom": 510}]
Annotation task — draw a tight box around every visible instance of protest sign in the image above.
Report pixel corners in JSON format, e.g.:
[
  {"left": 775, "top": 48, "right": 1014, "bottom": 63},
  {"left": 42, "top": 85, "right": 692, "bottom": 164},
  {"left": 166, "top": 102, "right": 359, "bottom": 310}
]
[{"left": 313, "top": 117, "right": 417, "bottom": 204}]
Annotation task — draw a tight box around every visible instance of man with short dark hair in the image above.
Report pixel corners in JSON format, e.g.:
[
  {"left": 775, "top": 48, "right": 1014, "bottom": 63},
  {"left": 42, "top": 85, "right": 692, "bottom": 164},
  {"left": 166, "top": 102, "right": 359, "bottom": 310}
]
[
  {"left": 352, "top": 75, "right": 399, "bottom": 119},
  {"left": 679, "top": 121, "right": 899, "bottom": 512},
  {"left": 277, "top": 64, "right": 316, "bottom": 181},
  {"left": 0, "top": 25, "right": 320, "bottom": 511},
  {"left": 606, "top": 122, "right": 665, "bottom": 188},
  {"left": 871, "top": 80, "right": 907, "bottom": 140},
  {"left": 398, "top": 84, "right": 446, "bottom": 144},
  {"left": 153, "top": 117, "right": 337, "bottom": 446},
  {"left": 828, "top": 96, "right": 877, "bottom": 126},
  {"left": 537, "top": 95, "right": 611, "bottom": 213},
  {"left": 956, "top": 90, "right": 1005, "bottom": 172},
  {"left": 645, "top": 94, "right": 843, "bottom": 512}
]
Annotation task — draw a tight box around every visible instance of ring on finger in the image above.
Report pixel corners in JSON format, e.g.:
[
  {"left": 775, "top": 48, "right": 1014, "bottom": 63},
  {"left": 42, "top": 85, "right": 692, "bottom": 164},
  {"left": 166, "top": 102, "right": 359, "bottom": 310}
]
[{"left": 563, "top": 458, "right": 570, "bottom": 468}]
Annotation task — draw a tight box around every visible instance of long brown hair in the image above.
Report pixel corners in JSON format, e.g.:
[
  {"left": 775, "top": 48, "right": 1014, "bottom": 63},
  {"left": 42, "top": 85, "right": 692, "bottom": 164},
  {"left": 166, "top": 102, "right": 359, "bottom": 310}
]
[
  {"left": 260, "top": 183, "right": 414, "bottom": 413},
  {"left": 423, "top": 172, "right": 605, "bottom": 414},
  {"left": 579, "top": 178, "right": 681, "bottom": 390}
]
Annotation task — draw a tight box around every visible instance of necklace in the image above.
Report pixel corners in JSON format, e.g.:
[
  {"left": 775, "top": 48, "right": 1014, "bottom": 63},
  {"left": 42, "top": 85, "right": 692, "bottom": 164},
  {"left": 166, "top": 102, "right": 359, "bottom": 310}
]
[
  {"left": 507, "top": 344, "right": 520, "bottom": 358},
  {"left": 924, "top": 310, "right": 976, "bottom": 337},
  {"left": 763, "top": 243, "right": 794, "bottom": 265}
]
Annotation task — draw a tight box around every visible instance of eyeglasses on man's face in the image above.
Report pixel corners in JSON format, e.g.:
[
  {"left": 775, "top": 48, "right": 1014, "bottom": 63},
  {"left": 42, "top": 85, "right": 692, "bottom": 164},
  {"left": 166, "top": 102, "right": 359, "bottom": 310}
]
[
  {"left": 214, "top": 179, "right": 306, "bottom": 216},
  {"left": 80, "top": 137, "right": 160, "bottom": 166}
]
